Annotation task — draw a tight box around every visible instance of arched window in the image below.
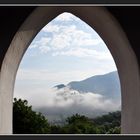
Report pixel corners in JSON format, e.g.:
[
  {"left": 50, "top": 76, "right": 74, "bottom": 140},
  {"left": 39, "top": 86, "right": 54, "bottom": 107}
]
[{"left": 14, "top": 12, "right": 121, "bottom": 134}]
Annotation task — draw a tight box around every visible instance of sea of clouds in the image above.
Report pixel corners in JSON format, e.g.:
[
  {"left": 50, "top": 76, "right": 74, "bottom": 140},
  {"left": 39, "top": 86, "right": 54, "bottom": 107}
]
[{"left": 15, "top": 86, "right": 121, "bottom": 123}]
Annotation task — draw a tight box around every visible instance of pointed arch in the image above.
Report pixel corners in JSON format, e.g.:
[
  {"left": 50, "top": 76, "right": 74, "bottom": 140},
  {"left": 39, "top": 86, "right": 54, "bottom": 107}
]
[{"left": 0, "top": 6, "right": 140, "bottom": 134}]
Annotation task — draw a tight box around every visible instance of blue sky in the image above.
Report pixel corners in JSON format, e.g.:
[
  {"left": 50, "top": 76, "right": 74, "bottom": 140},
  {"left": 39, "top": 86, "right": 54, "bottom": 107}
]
[
  {"left": 14, "top": 12, "right": 119, "bottom": 120},
  {"left": 15, "top": 12, "right": 116, "bottom": 87}
]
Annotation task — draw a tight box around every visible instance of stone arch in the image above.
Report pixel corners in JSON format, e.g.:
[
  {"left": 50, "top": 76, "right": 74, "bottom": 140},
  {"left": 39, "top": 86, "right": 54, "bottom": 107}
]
[{"left": 0, "top": 6, "right": 140, "bottom": 134}]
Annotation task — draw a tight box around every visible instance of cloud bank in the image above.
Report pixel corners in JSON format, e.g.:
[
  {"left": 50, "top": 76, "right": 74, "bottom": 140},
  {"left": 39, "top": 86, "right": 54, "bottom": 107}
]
[{"left": 15, "top": 86, "right": 121, "bottom": 122}]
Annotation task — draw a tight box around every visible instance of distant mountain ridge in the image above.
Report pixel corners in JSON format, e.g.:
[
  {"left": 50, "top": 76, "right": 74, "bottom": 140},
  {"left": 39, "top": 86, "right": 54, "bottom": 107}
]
[
  {"left": 54, "top": 71, "right": 121, "bottom": 100},
  {"left": 54, "top": 84, "right": 66, "bottom": 89}
]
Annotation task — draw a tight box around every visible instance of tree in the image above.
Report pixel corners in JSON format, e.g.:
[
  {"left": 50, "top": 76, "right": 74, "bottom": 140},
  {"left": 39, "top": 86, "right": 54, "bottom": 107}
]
[
  {"left": 92, "top": 111, "right": 121, "bottom": 134},
  {"left": 50, "top": 125, "right": 62, "bottom": 134},
  {"left": 107, "top": 126, "right": 121, "bottom": 134},
  {"left": 66, "top": 113, "right": 89, "bottom": 124},
  {"left": 13, "top": 98, "right": 50, "bottom": 134},
  {"left": 60, "top": 114, "right": 100, "bottom": 134}
]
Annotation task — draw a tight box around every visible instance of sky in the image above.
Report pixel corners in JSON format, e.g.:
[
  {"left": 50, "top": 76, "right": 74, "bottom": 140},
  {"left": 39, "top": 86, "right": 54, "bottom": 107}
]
[{"left": 14, "top": 12, "right": 120, "bottom": 121}]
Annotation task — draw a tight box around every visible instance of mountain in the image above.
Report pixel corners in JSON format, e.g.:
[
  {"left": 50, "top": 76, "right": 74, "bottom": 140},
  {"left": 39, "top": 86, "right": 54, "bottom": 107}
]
[
  {"left": 55, "top": 71, "right": 121, "bottom": 100},
  {"left": 54, "top": 84, "right": 66, "bottom": 89}
]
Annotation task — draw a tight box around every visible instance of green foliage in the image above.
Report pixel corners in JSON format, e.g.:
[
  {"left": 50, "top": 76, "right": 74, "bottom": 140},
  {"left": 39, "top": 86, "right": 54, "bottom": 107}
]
[
  {"left": 107, "top": 126, "right": 121, "bottom": 134},
  {"left": 50, "top": 125, "right": 62, "bottom": 134},
  {"left": 93, "top": 111, "right": 121, "bottom": 125},
  {"left": 13, "top": 98, "right": 121, "bottom": 134},
  {"left": 66, "top": 114, "right": 89, "bottom": 124},
  {"left": 59, "top": 114, "right": 99, "bottom": 134},
  {"left": 13, "top": 98, "right": 50, "bottom": 134},
  {"left": 92, "top": 111, "right": 121, "bottom": 134}
]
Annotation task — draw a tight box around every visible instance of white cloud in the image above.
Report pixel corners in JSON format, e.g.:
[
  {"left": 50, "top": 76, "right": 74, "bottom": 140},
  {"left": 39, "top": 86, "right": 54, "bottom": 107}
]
[
  {"left": 52, "top": 47, "right": 113, "bottom": 60},
  {"left": 30, "top": 24, "right": 104, "bottom": 58},
  {"left": 54, "top": 12, "right": 80, "bottom": 22},
  {"left": 30, "top": 37, "right": 51, "bottom": 52},
  {"left": 50, "top": 33, "right": 71, "bottom": 50},
  {"left": 29, "top": 44, "right": 38, "bottom": 49},
  {"left": 39, "top": 46, "right": 51, "bottom": 53},
  {"left": 42, "top": 23, "right": 60, "bottom": 33},
  {"left": 14, "top": 86, "right": 120, "bottom": 121}
]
